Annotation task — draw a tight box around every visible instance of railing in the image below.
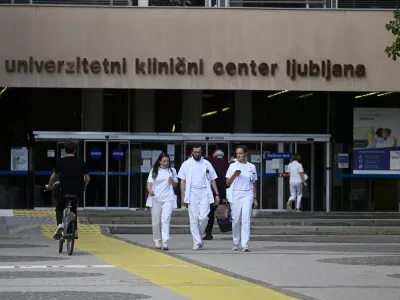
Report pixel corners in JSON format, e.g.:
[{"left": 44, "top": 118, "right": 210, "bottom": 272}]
[
  {"left": 0, "top": 0, "right": 328, "bottom": 7},
  {"left": 336, "top": 0, "right": 400, "bottom": 9},
  {"left": 2, "top": 0, "right": 398, "bottom": 9}
]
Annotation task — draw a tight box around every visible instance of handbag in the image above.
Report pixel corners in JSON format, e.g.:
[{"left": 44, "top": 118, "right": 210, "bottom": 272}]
[
  {"left": 216, "top": 201, "right": 230, "bottom": 219},
  {"left": 216, "top": 202, "right": 232, "bottom": 233}
]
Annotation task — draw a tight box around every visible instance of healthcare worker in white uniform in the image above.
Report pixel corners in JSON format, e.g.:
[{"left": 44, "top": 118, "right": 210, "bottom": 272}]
[
  {"left": 146, "top": 152, "right": 178, "bottom": 250},
  {"left": 287, "top": 153, "right": 306, "bottom": 212},
  {"left": 226, "top": 145, "right": 258, "bottom": 252},
  {"left": 178, "top": 144, "right": 220, "bottom": 250}
]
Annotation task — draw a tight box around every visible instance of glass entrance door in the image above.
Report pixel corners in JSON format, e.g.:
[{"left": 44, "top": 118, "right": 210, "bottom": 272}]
[
  {"left": 283, "top": 142, "right": 315, "bottom": 211},
  {"left": 84, "top": 141, "right": 107, "bottom": 208},
  {"left": 83, "top": 140, "right": 131, "bottom": 209},
  {"left": 107, "top": 141, "right": 130, "bottom": 209}
]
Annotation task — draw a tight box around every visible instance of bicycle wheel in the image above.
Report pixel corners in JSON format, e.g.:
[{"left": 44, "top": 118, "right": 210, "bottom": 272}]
[
  {"left": 66, "top": 222, "right": 75, "bottom": 256},
  {"left": 58, "top": 239, "right": 64, "bottom": 253}
]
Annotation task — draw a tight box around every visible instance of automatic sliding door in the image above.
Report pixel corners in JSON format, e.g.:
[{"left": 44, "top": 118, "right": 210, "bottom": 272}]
[
  {"left": 107, "top": 141, "right": 130, "bottom": 208},
  {"left": 84, "top": 141, "right": 106, "bottom": 208}
]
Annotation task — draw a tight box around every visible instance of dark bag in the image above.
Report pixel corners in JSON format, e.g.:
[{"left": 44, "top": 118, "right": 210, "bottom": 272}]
[{"left": 216, "top": 202, "right": 232, "bottom": 233}]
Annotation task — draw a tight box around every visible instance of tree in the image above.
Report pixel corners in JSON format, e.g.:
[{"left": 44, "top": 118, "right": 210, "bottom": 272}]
[{"left": 385, "top": 10, "right": 400, "bottom": 61}]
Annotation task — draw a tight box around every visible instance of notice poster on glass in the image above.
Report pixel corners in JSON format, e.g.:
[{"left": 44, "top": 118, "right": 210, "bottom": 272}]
[
  {"left": 353, "top": 108, "right": 400, "bottom": 174},
  {"left": 338, "top": 153, "right": 349, "bottom": 169},
  {"left": 11, "top": 147, "right": 28, "bottom": 171}
]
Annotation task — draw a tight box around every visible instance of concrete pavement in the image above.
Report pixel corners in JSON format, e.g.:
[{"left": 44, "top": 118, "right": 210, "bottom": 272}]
[
  {"left": 0, "top": 226, "right": 296, "bottom": 300},
  {"left": 116, "top": 234, "right": 400, "bottom": 300}
]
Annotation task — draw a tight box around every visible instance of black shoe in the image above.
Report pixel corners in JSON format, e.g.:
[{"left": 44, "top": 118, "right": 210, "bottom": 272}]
[{"left": 203, "top": 235, "right": 213, "bottom": 240}]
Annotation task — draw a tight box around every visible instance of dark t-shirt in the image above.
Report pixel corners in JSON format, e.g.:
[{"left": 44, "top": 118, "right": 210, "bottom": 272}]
[{"left": 55, "top": 156, "right": 89, "bottom": 195}]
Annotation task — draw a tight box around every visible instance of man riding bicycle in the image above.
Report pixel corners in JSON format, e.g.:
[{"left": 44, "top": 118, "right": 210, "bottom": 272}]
[{"left": 46, "top": 140, "right": 90, "bottom": 240}]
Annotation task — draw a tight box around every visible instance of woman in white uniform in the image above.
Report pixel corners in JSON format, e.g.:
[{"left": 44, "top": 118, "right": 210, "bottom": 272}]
[
  {"left": 226, "top": 145, "right": 258, "bottom": 252},
  {"left": 287, "top": 153, "right": 305, "bottom": 212},
  {"left": 146, "top": 152, "right": 178, "bottom": 250}
]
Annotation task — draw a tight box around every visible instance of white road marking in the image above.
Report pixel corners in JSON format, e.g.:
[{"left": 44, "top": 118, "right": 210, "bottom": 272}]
[
  {"left": 0, "top": 265, "right": 116, "bottom": 269},
  {"left": 131, "top": 264, "right": 188, "bottom": 268}
]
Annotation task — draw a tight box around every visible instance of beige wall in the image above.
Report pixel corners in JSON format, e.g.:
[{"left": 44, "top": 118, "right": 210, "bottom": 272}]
[{"left": 0, "top": 6, "right": 399, "bottom": 91}]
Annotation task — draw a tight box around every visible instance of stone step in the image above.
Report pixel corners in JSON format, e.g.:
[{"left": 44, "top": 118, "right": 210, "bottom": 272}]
[
  {"left": 88, "top": 217, "right": 400, "bottom": 227},
  {"left": 80, "top": 210, "right": 400, "bottom": 219},
  {"left": 102, "top": 224, "right": 400, "bottom": 235}
]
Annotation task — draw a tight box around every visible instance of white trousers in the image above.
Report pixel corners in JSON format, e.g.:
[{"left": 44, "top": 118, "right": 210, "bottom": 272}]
[
  {"left": 188, "top": 188, "right": 210, "bottom": 246},
  {"left": 231, "top": 190, "right": 253, "bottom": 248},
  {"left": 289, "top": 182, "right": 303, "bottom": 209},
  {"left": 151, "top": 199, "right": 174, "bottom": 244}
]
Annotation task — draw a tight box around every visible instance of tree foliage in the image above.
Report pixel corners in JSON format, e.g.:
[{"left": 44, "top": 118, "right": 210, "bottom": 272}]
[{"left": 385, "top": 10, "right": 400, "bottom": 61}]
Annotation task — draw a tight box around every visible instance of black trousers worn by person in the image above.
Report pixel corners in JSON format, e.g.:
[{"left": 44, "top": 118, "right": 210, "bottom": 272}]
[
  {"left": 205, "top": 204, "right": 217, "bottom": 237},
  {"left": 55, "top": 189, "right": 79, "bottom": 229}
]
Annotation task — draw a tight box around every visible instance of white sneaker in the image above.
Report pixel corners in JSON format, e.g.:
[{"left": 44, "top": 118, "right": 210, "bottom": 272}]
[
  {"left": 53, "top": 224, "right": 63, "bottom": 240},
  {"left": 162, "top": 243, "right": 169, "bottom": 250},
  {"left": 242, "top": 247, "right": 250, "bottom": 252},
  {"left": 155, "top": 241, "right": 161, "bottom": 249},
  {"left": 232, "top": 245, "right": 239, "bottom": 251},
  {"left": 192, "top": 244, "right": 200, "bottom": 250}
]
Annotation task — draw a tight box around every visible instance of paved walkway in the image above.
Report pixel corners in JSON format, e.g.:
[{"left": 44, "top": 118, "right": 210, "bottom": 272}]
[
  {"left": 117, "top": 234, "right": 400, "bottom": 300},
  {"left": 1, "top": 210, "right": 400, "bottom": 300},
  {"left": 0, "top": 226, "right": 295, "bottom": 300}
]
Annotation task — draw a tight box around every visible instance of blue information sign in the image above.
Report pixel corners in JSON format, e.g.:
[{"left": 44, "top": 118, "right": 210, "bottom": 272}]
[
  {"left": 112, "top": 148, "right": 125, "bottom": 160},
  {"left": 90, "top": 148, "right": 102, "bottom": 160},
  {"left": 265, "top": 152, "right": 292, "bottom": 160},
  {"left": 353, "top": 147, "right": 400, "bottom": 174}
]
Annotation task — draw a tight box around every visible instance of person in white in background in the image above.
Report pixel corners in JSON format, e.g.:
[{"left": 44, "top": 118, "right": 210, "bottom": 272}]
[
  {"left": 146, "top": 152, "right": 178, "bottom": 250},
  {"left": 225, "top": 145, "right": 258, "bottom": 252},
  {"left": 178, "top": 144, "right": 220, "bottom": 250},
  {"left": 287, "top": 153, "right": 306, "bottom": 212}
]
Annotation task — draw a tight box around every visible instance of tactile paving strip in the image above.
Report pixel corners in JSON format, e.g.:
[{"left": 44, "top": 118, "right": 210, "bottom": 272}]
[
  {"left": 13, "top": 210, "right": 54, "bottom": 217},
  {"left": 41, "top": 224, "right": 101, "bottom": 235}
]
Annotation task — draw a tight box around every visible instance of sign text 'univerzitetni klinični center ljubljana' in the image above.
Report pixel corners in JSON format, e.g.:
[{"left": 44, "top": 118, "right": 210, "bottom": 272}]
[{"left": 4, "top": 57, "right": 366, "bottom": 81}]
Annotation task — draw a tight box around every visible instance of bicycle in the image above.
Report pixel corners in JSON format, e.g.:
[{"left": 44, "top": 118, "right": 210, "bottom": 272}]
[{"left": 45, "top": 182, "right": 78, "bottom": 256}]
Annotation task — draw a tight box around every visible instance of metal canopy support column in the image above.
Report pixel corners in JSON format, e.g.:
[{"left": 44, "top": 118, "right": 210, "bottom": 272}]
[
  {"left": 311, "top": 143, "right": 315, "bottom": 212},
  {"left": 326, "top": 141, "right": 331, "bottom": 212},
  {"left": 277, "top": 143, "right": 284, "bottom": 210}
]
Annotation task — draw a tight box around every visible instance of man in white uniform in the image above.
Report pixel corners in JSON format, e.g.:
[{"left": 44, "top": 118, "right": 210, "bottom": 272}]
[{"left": 178, "top": 144, "right": 220, "bottom": 250}]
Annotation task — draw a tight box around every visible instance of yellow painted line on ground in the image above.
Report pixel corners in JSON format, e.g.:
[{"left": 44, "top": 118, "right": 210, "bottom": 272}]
[{"left": 43, "top": 228, "right": 296, "bottom": 300}]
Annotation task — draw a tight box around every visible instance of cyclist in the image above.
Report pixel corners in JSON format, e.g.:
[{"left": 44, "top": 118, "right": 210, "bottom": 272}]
[{"left": 46, "top": 140, "right": 90, "bottom": 240}]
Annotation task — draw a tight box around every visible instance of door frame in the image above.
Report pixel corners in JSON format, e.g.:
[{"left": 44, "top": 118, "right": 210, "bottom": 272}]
[{"left": 83, "top": 139, "right": 131, "bottom": 210}]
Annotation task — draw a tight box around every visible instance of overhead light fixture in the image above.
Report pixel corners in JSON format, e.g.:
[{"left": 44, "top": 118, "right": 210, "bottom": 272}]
[
  {"left": 0, "top": 87, "right": 8, "bottom": 97},
  {"left": 221, "top": 107, "right": 230, "bottom": 112},
  {"left": 298, "top": 93, "right": 313, "bottom": 99},
  {"left": 377, "top": 92, "right": 392, "bottom": 97},
  {"left": 202, "top": 111, "right": 218, "bottom": 117},
  {"left": 172, "top": 124, "right": 176, "bottom": 132},
  {"left": 268, "top": 90, "right": 289, "bottom": 98},
  {"left": 355, "top": 92, "right": 378, "bottom": 99}
]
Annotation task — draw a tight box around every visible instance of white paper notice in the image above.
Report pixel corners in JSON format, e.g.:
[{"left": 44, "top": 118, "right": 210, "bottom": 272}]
[
  {"left": 47, "top": 150, "right": 55, "bottom": 158},
  {"left": 143, "top": 159, "right": 151, "bottom": 166},
  {"left": 167, "top": 144, "right": 175, "bottom": 155},
  {"left": 60, "top": 149, "right": 67, "bottom": 159},
  {"left": 265, "top": 160, "right": 274, "bottom": 173},
  {"left": 152, "top": 150, "right": 162, "bottom": 165},
  {"left": 272, "top": 159, "right": 280, "bottom": 170},
  {"left": 251, "top": 155, "right": 261, "bottom": 163},
  {"left": 141, "top": 150, "right": 152, "bottom": 159},
  {"left": 285, "top": 165, "right": 289, "bottom": 173},
  {"left": 390, "top": 151, "right": 400, "bottom": 170},
  {"left": 11, "top": 147, "right": 28, "bottom": 171},
  {"left": 141, "top": 165, "right": 151, "bottom": 173}
]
